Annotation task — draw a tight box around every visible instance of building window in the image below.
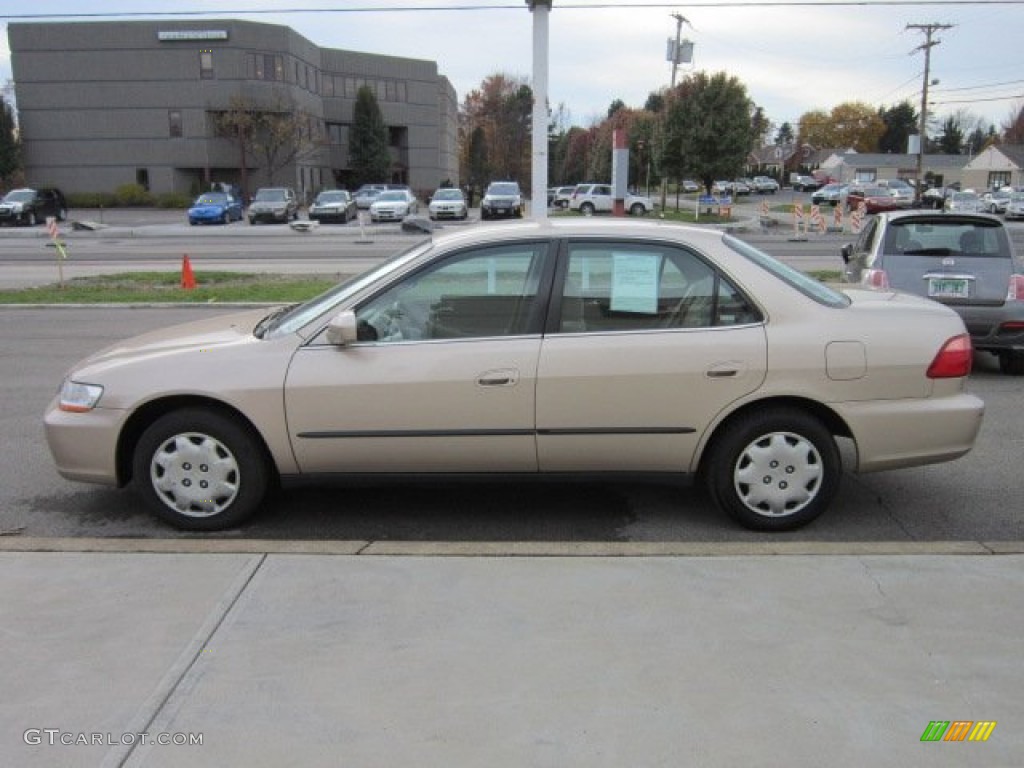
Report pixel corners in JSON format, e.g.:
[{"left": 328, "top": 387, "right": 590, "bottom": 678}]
[
  {"left": 199, "top": 50, "right": 214, "bottom": 79},
  {"left": 327, "top": 123, "right": 349, "bottom": 145},
  {"left": 397, "top": 82, "right": 407, "bottom": 102},
  {"left": 168, "top": 110, "right": 183, "bottom": 138},
  {"left": 250, "top": 53, "right": 283, "bottom": 82},
  {"left": 136, "top": 168, "right": 150, "bottom": 191}
]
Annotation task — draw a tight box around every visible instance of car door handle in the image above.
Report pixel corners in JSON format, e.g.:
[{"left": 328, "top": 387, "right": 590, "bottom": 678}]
[
  {"left": 706, "top": 361, "right": 745, "bottom": 379},
  {"left": 477, "top": 368, "right": 519, "bottom": 387}
]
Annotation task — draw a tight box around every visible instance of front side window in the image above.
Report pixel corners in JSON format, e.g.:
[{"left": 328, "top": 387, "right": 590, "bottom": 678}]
[
  {"left": 355, "top": 244, "right": 549, "bottom": 343},
  {"left": 557, "top": 241, "right": 761, "bottom": 333}
]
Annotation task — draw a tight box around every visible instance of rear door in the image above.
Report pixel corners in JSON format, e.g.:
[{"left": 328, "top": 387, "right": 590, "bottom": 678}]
[{"left": 536, "top": 238, "right": 767, "bottom": 473}]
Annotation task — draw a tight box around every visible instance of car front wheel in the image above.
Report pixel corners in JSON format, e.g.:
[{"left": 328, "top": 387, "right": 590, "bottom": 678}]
[
  {"left": 630, "top": 202, "right": 646, "bottom": 216},
  {"left": 580, "top": 202, "right": 596, "bottom": 216},
  {"left": 133, "top": 408, "right": 270, "bottom": 530},
  {"left": 705, "top": 408, "right": 840, "bottom": 531}
]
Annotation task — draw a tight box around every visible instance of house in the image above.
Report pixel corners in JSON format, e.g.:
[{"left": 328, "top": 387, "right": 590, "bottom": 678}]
[{"left": 963, "top": 145, "right": 1024, "bottom": 190}]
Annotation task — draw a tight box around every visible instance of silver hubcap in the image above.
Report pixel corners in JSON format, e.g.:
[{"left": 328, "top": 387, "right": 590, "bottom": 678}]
[
  {"left": 150, "top": 432, "right": 240, "bottom": 518},
  {"left": 733, "top": 431, "right": 823, "bottom": 518}
]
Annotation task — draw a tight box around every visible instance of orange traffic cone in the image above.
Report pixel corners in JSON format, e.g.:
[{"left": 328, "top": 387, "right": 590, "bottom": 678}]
[{"left": 181, "top": 254, "right": 197, "bottom": 290}]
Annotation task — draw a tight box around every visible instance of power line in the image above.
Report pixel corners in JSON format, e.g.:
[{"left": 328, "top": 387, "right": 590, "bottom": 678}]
[{"left": 4, "top": 0, "right": 1024, "bottom": 19}]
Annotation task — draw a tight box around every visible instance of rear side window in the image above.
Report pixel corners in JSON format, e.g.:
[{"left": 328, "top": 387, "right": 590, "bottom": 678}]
[
  {"left": 884, "top": 219, "right": 1011, "bottom": 258},
  {"left": 555, "top": 241, "right": 762, "bottom": 333}
]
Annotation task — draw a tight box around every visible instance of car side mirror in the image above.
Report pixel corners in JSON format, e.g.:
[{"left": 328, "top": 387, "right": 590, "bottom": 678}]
[
  {"left": 840, "top": 243, "right": 853, "bottom": 264},
  {"left": 325, "top": 310, "right": 358, "bottom": 346}
]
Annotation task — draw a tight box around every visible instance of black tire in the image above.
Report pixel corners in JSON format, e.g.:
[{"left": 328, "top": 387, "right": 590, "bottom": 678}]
[
  {"left": 133, "top": 408, "right": 270, "bottom": 530},
  {"left": 222, "top": 212, "right": 230, "bottom": 225},
  {"left": 704, "top": 407, "right": 840, "bottom": 531},
  {"left": 630, "top": 202, "right": 646, "bottom": 216},
  {"left": 248, "top": 217, "right": 256, "bottom": 225},
  {"left": 998, "top": 351, "right": 1024, "bottom": 376},
  {"left": 26, "top": 211, "right": 38, "bottom": 227},
  {"left": 57, "top": 208, "right": 68, "bottom": 222},
  {"left": 580, "top": 202, "right": 596, "bottom": 216}
]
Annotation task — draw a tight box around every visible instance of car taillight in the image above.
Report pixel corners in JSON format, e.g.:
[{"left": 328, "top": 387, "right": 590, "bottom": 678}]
[
  {"left": 927, "top": 334, "right": 973, "bottom": 379},
  {"left": 863, "top": 269, "right": 889, "bottom": 289},
  {"left": 1007, "top": 274, "right": 1024, "bottom": 301}
]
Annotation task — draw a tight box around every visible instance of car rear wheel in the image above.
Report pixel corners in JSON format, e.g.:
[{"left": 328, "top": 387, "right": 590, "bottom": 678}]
[
  {"left": 580, "top": 202, "right": 596, "bottom": 216},
  {"left": 998, "top": 351, "right": 1024, "bottom": 376},
  {"left": 133, "top": 408, "right": 270, "bottom": 530},
  {"left": 705, "top": 408, "right": 840, "bottom": 531},
  {"left": 26, "top": 211, "right": 38, "bottom": 226}
]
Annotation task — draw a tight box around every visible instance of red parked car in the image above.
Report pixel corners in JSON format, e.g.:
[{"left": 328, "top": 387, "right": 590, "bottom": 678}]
[{"left": 846, "top": 185, "right": 904, "bottom": 214}]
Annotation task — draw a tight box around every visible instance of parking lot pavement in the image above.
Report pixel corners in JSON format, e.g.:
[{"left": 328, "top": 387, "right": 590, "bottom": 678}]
[{"left": 2, "top": 545, "right": 1022, "bottom": 767}]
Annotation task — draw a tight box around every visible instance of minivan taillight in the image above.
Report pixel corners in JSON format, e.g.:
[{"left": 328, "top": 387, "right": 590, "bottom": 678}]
[
  {"left": 864, "top": 269, "right": 889, "bottom": 289},
  {"left": 927, "top": 334, "right": 973, "bottom": 379},
  {"left": 1007, "top": 274, "right": 1024, "bottom": 301}
]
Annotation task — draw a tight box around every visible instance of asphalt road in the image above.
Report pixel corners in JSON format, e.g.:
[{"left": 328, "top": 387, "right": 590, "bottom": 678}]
[{"left": 2, "top": 306, "right": 1021, "bottom": 542}]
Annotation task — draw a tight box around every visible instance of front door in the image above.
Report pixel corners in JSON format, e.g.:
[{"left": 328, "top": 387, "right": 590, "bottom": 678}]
[{"left": 285, "top": 240, "right": 554, "bottom": 473}]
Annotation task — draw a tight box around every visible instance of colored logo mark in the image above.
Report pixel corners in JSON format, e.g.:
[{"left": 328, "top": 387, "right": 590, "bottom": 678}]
[{"left": 921, "top": 721, "right": 996, "bottom": 742}]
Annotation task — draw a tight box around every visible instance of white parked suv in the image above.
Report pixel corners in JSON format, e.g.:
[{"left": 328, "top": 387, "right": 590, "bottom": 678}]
[{"left": 568, "top": 183, "right": 653, "bottom": 216}]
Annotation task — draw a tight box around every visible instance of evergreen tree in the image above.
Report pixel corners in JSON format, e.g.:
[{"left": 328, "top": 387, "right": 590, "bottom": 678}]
[
  {"left": 0, "top": 96, "right": 20, "bottom": 186},
  {"left": 878, "top": 101, "right": 918, "bottom": 154},
  {"left": 350, "top": 86, "right": 391, "bottom": 186}
]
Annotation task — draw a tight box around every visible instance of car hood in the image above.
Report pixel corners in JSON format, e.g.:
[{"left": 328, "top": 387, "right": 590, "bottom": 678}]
[
  {"left": 190, "top": 203, "right": 226, "bottom": 213},
  {"left": 70, "top": 307, "right": 273, "bottom": 374}
]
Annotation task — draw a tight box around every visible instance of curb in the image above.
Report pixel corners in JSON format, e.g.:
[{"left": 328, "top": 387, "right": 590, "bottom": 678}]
[{"left": 1, "top": 537, "right": 1022, "bottom": 557}]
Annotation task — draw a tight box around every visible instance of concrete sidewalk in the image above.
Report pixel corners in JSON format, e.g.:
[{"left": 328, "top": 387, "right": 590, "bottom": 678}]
[{"left": 3, "top": 542, "right": 1022, "bottom": 767}]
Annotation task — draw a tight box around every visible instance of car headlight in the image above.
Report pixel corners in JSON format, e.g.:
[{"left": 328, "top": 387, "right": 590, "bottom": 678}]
[{"left": 58, "top": 379, "right": 104, "bottom": 412}]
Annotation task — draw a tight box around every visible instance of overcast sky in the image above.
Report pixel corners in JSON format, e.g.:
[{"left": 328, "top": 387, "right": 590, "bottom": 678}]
[{"left": 3, "top": 1, "right": 1023, "bottom": 140}]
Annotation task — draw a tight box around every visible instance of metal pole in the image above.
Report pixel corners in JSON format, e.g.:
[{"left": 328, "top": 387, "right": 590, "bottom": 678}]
[
  {"left": 661, "top": 12, "right": 687, "bottom": 212},
  {"left": 527, "top": 1, "right": 552, "bottom": 222},
  {"left": 907, "top": 23, "right": 952, "bottom": 205}
]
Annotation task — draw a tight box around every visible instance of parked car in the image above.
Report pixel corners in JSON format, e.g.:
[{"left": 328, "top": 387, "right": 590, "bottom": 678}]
[
  {"left": 187, "top": 191, "right": 242, "bottom": 225},
  {"left": 427, "top": 188, "right": 468, "bottom": 221},
  {"left": 751, "top": 176, "right": 780, "bottom": 194},
  {"left": 551, "top": 186, "right": 576, "bottom": 209},
  {"left": 0, "top": 187, "right": 68, "bottom": 226},
  {"left": 846, "top": 185, "right": 903, "bottom": 214},
  {"left": 981, "top": 189, "right": 1012, "bottom": 215},
  {"left": 876, "top": 179, "right": 915, "bottom": 207},
  {"left": 811, "top": 183, "right": 848, "bottom": 207},
  {"left": 44, "top": 219, "right": 983, "bottom": 533},
  {"left": 681, "top": 180, "right": 701, "bottom": 194},
  {"left": 945, "top": 191, "right": 984, "bottom": 214},
  {"left": 791, "top": 175, "right": 822, "bottom": 192},
  {"left": 353, "top": 184, "right": 388, "bottom": 209},
  {"left": 480, "top": 181, "right": 524, "bottom": 220},
  {"left": 308, "top": 190, "right": 358, "bottom": 224},
  {"left": 248, "top": 187, "right": 298, "bottom": 224},
  {"left": 730, "top": 180, "right": 752, "bottom": 196},
  {"left": 569, "top": 183, "right": 653, "bottom": 216},
  {"left": 841, "top": 210, "right": 1024, "bottom": 374},
  {"left": 369, "top": 189, "right": 418, "bottom": 222},
  {"left": 1004, "top": 192, "right": 1024, "bottom": 221}
]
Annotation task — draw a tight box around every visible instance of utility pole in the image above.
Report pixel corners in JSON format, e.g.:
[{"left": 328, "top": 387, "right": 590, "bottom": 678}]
[
  {"left": 661, "top": 12, "right": 689, "bottom": 210},
  {"left": 907, "top": 22, "right": 953, "bottom": 204}
]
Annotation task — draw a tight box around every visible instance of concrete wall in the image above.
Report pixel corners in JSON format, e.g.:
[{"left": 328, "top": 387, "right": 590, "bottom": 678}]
[{"left": 8, "top": 19, "right": 458, "bottom": 199}]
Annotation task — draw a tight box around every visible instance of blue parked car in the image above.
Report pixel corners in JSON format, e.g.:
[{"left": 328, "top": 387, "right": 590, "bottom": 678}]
[{"left": 188, "top": 192, "right": 243, "bottom": 225}]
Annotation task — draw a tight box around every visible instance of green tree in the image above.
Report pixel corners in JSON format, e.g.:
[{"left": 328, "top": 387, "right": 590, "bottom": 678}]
[
  {"left": 0, "top": 96, "right": 19, "bottom": 186},
  {"left": 935, "top": 116, "right": 965, "bottom": 154},
  {"left": 466, "top": 125, "right": 489, "bottom": 193},
  {"left": 662, "top": 71, "right": 755, "bottom": 193},
  {"left": 350, "top": 85, "right": 391, "bottom": 186},
  {"left": 775, "top": 122, "right": 795, "bottom": 145},
  {"left": 878, "top": 101, "right": 918, "bottom": 154},
  {"left": 607, "top": 99, "right": 626, "bottom": 119}
]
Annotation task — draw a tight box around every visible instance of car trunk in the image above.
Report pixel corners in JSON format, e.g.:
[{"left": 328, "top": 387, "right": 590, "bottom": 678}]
[{"left": 886, "top": 253, "right": 1011, "bottom": 307}]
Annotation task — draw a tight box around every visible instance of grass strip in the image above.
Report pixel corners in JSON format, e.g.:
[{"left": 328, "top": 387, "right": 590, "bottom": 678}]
[{"left": 0, "top": 271, "right": 343, "bottom": 304}]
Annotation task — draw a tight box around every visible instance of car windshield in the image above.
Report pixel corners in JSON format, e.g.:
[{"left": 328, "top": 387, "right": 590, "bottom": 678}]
[
  {"left": 195, "top": 193, "right": 228, "bottom": 205},
  {"left": 487, "top": 183, "right": 519, "bottom": 196},
  {"left": 376, "top": 191, "right": 407, "bottom": 202},
  {"left": 724, "top": 234, "right": 850, "bottom": 308},
  {"left": 1011, "top": 193, "right": 1024, "bottom": 202},
  {"left": 255, "top": 189, "right": 287, "bottom": 202},
  {"left": 260, "top": 239, "right": 434, "bottom": 339},
  {"left": 316, "top": 192, "right": 348, "bottom": 203},
  {"left": 3, "top": 190, "right": 34, "bottom": 203},
  {"left": 863, "top": 188, "right": 889, "bottom": 197},
  {"left": 952, "top": 193, "right": 978, "bottom": 202},
  {"left": 432, "top": 189, "right": 463, "bottom": 201}
]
